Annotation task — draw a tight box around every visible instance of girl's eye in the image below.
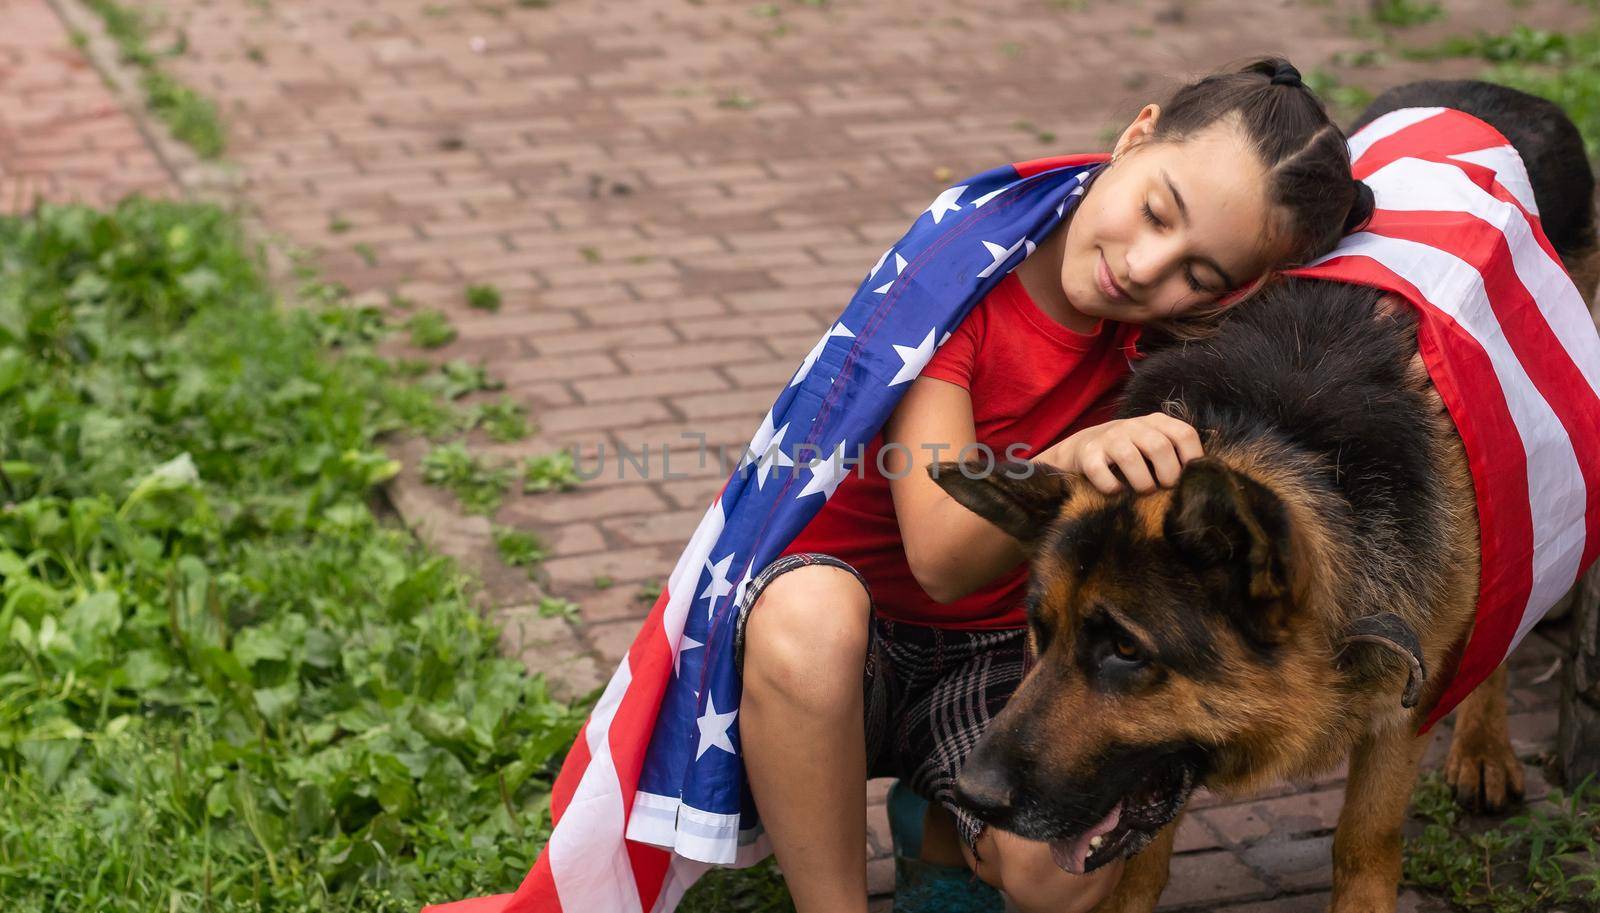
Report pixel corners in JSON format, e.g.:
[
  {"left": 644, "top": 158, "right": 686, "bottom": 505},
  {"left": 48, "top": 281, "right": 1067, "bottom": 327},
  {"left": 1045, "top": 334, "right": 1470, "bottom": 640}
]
[{"left": 1142, "top": 199, "right": 1217, "bottom": 296}]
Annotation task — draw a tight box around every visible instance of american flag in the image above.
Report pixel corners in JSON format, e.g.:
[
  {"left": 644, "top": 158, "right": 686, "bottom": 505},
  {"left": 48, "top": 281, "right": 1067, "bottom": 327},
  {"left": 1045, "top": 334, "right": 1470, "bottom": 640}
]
[
  {"left": 1289, "top": 106, "right": 1600, "bottom": 732},
  {"left": 422, "top": 153, "right": 1109, "bottom": 913}
]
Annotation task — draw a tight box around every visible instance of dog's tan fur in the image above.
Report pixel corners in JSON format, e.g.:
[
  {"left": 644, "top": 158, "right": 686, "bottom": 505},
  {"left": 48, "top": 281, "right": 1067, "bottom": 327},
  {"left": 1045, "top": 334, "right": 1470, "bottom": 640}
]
[
  {"left": 935, "top": 250, "right": 1598, "bottom": 911},
  {"left": 1106, "top": 253, "right": 1597, "bottom": 911}
]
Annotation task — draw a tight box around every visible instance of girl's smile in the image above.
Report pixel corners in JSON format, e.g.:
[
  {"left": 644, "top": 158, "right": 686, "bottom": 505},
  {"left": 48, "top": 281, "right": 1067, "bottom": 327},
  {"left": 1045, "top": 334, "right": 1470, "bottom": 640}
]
[{"left": 1095, "top": 249, "right": 1132, "bottom": 304}]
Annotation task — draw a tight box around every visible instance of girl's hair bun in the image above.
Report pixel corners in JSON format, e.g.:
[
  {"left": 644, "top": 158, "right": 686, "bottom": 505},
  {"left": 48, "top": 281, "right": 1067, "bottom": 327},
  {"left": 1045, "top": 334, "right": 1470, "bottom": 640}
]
[
  {"left": 1239, "top": 57, "right": 1304, "bottom": 89},
  {"left": 1154, "top": 55, "right": 1358, "bottom": 263},
  {"left": 1343, "top": 180, "right": 1376, "bottom": 233}
]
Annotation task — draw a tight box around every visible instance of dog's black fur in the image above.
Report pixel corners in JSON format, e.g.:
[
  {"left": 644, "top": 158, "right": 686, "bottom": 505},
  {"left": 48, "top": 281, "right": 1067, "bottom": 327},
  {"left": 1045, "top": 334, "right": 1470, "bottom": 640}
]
[
  {"left": 941, "top": 79, "right": 1599, "bottom": 910},
  {"left": 1126, "top": 80, "right": 1596, "bottom": 579}
]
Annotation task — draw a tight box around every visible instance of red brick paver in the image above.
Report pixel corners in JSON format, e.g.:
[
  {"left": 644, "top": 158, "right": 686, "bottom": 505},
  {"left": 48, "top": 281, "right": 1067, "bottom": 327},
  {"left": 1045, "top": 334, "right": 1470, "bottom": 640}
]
[
  {"left": 0, "top": 0, "right": 171, "bottom": 212},
  {"left": 102, "top": 0, "right": 1593, "bottom": 656},
  {"left": 46, "top": 0, "right": 1600, "bottom": 907}
]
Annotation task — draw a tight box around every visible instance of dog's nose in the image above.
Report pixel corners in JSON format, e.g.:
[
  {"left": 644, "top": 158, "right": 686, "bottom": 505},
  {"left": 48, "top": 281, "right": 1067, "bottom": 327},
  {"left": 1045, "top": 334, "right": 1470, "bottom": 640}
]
[{"left": 953, "top": 762, "right": 1014, "bottom": 822}]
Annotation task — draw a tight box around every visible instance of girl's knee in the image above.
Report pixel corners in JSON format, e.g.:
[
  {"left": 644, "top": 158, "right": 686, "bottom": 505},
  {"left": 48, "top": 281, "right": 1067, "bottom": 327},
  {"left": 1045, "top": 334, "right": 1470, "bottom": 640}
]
[
  {"left": 742, "top": 564, "right": 870, "bottom": 703},
  {"left": 965, "top": 829, "right": 1125, "bottom": 913}
]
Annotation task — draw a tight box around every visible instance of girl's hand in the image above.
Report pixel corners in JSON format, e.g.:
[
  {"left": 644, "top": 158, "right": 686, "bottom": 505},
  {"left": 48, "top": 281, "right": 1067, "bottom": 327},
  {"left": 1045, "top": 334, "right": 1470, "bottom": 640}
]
[{"left": 1036, "top": 413, "right": 1204, "bottom": 494}]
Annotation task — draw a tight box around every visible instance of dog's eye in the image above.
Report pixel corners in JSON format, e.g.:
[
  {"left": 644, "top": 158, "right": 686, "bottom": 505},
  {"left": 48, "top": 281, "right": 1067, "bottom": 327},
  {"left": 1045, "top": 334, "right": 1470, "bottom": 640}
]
[{"left": 1112, "top": 632, "right": 1143, "bottom": 662}]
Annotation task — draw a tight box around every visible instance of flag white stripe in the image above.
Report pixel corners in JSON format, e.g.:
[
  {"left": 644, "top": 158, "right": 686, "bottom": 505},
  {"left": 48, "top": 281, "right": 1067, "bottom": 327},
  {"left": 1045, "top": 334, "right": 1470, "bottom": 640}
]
[
  {"left": 1329, "top": 230, "right": 1587, "bottom": 648},
  {"left": 664, "top": 499, "right": 727, "bottom": 650},
  {"left": 548, "top": 655, "right": 644, "bottom": 913},
  {"left": 625, "top": 792, "right": 682, "bottom": 848},
  {"left": 649, "top": 858, "right": 712, "bottom": 913},
  {"left": 624, "top": 496, "right": 726, "bottom": 849},
  {"left": 1366, "top": 157, "right": 1600, "bottom": 405},
  {"left": 1347, "top": 106, "right": 1446, "bottom": 163},
  {"left": 672, "top": 805, "right": 744, "bottom": 863},
  {"left": 1362, "top": 152, "right": 1600, "bottom": 641},
  {"left": 1446, "top": 145, "right": 1540, "bottom": 216}
]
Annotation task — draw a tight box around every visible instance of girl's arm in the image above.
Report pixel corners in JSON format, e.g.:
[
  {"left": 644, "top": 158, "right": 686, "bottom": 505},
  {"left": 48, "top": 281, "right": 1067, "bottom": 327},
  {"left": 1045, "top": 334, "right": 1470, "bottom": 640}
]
[
  {"left": 883, "top": 376, "right": 1204, "bottom": 604},
  {"left": 881, "top": 375, "right": 1028, "bottom": 604}
]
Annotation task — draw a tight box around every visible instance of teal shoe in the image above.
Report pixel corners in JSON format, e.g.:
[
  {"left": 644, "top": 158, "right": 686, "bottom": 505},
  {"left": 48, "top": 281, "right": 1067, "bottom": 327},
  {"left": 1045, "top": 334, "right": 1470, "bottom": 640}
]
[{"left": 886, "top": 781, "right": 1005, "bottom": 913}]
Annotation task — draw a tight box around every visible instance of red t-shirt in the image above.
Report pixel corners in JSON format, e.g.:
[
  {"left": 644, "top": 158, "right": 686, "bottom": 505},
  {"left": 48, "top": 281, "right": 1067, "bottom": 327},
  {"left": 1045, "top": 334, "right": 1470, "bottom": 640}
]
[{"left": 780, "top": 270, "right": 1141, "bottom": 629}]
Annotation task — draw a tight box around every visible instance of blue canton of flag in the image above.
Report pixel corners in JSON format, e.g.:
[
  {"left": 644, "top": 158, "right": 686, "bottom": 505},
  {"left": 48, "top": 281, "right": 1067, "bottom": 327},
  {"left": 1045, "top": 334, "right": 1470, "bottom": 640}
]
[{"left": 424, "top": 153, "right": 1117, "bottom": 913}]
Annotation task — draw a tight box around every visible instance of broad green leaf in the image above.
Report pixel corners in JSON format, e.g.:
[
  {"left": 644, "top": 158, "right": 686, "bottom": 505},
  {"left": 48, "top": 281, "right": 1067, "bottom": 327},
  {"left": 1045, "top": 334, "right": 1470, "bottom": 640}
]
[{"left": 118, "top": 648, "right": 171, "bottom": 689}]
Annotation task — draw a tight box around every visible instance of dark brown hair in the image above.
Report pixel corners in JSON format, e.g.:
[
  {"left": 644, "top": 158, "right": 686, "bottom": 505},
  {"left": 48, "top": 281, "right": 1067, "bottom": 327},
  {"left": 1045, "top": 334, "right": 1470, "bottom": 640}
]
[
  {"left": 1133, "top": 57, "right": 1373, "bottom": 343},
  {"left": 1147, "top": 57, "right": 1371, "bottom": 266}
]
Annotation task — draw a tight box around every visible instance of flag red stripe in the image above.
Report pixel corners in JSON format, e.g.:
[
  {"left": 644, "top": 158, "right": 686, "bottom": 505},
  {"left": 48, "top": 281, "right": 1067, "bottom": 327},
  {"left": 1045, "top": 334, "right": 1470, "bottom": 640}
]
[
  {"left": 612, "top": 591, "right": 678, "bottom": 910},
  {"left": 1286, "top": 252, "right": 1535, "bottom": 731},
  {"left": 1353, "top": 111, "right": 1505, "bottom": 178},
  {"left": 1372, "top": 209, "right": 1600, "bottom": 581},
  {"left": 1012, "top": 152, "right": 1109, "bottom": 179},
  {"left": 497, "top": 585, "right": 679, "bottom": 912}
]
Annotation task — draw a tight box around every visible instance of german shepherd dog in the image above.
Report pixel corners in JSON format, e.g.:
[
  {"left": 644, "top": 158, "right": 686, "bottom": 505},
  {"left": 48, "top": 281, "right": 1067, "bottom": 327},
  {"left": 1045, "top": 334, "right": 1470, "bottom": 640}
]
[{"left": 933, "top": 81, "right": 1600, "bottom": 913}]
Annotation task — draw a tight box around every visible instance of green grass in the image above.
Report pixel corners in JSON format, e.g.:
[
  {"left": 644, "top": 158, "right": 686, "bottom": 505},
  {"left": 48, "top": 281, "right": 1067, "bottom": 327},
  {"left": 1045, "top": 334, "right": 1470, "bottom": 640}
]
[
  {"left": 493, "top": 526, "right": 548, "bottom": 576},
  {"left": 470, "top": 397, "right": 532, "bottom": 443},
  {"left": 1371, "top": 0, "right": 1444, "bottom": 28},
  {"left": 1405, "top": 773, "right": 1600, "bottom": 911},
  {"left": 1304, "top": 68, "right": 1377, "bottom": 123},
  {"left": 1403, "top": 20, "right": 1600, "bottom": 159},
  {"left": 536, "top": 597, "right": 579, "bottom": 622},
  {"left": 679, "top": 857, "right": 795, "bottom": 913},
  {"left": 465, "top": 284, "right": 501, "bottom": 312},
  {"left": 420, "top": 359, "right": 501, "bottom": 401},
  {"left": 405, "top": 309, "right": 457, "bottom": 349},
  {"left": 421, "top": 442, "right": 515, "bottom": 515},
  {"left": 83, "top": 0, "right": 226, "bottom": 159},
  {"left": 0, "top": 198, "right": 586, "bottom": 910},
  {"left": 521, "top": 451, "right": 582, "bottom": 494}
]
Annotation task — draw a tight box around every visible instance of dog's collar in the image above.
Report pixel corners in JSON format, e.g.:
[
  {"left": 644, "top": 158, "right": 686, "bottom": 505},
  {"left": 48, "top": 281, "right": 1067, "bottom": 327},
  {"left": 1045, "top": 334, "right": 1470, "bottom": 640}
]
[{"left": 1336, "top": 612, "right": 1427, "bottom": 709}]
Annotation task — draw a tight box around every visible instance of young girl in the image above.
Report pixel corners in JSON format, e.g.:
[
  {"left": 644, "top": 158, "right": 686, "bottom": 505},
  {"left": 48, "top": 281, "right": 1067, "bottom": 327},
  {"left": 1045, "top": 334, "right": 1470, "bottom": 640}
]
[{"left": 737, "top": 58, "right": 1374, "bottom": 913}]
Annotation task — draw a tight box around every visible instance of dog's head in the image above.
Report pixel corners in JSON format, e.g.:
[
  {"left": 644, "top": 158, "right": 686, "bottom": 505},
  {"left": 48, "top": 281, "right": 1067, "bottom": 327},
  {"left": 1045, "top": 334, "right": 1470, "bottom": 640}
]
[{"left": 933, "top": 455, "right": 1395, "bottom": 874}]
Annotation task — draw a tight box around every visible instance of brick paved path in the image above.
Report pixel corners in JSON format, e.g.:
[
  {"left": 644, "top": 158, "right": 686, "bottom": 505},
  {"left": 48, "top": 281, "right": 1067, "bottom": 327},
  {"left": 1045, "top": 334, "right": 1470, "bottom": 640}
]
[
  {"left": 0, "top": 0, "right": 171, "bottom": 212},
  {"left": 36, "top": 0, "right": 1600, "bottom": 908}
]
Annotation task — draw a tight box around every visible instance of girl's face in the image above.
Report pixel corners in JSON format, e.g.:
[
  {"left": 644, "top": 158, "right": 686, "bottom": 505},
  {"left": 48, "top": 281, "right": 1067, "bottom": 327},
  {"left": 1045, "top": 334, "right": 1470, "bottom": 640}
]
[{"left": 1060, "top": 106, "right": 1294, "bottom": 323}]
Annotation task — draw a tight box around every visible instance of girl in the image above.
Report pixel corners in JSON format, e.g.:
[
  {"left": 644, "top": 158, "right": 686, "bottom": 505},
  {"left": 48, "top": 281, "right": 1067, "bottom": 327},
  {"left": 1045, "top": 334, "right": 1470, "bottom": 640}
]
[{"left": 737, "top": 58, "right": 1374, "bottom": 913}]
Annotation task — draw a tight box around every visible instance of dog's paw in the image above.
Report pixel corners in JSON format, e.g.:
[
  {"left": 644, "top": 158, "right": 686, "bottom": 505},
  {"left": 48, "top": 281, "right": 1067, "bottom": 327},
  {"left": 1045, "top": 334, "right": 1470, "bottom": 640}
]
[{"left": 1443, "top": 729, "right": 1525, "bottom": 813}]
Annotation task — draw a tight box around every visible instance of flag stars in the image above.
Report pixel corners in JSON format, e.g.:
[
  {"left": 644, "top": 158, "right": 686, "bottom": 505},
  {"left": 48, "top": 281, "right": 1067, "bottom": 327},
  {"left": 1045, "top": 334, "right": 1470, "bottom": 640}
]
[
  {"left": 741, "top": 411, "right": 795, "bottom": 489},
  {"left": 797, "top": 439, "right": 852, "bottom": 500},
  {"left": 732, "top": 564, "right": 755, "bottom": 615},
  {"left": 873, "top": 252, "right": 909, "bottom": 294},
  {"left": 868, "top": 247, "right": 893, "bottom": 280},
  {"left": 791, "top": 322, "right": 855, "bottom": 388},
  {"left": 978, "top": 237, "right": 1035, "bottom": 279},
  {"left": 701, "top": 553, "right": 735, "bottom": 619},
  {"left": 971, "top": 183, "right": 1011, "bottom": 208},
  {"left": 924, "top": 185, "right": 968, "bottom": 224},
  {"left": 674, "top": 634, "right": 703, "bottom": 678},
  {"left": 890, "top": 327, "right": 939, "bottom": 386},
  {"left": 695, "top": 695, "right": 738, "bottom": 761}
]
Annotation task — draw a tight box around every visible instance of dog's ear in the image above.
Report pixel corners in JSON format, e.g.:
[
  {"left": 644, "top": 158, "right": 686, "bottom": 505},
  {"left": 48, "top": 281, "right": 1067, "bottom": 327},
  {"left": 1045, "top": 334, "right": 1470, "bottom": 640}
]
[
  {"left": 928, "top": 459, "right": 1072, "bottom": 548},
  {"left": 1164, "top": 458, "right": 1295, "bottom": 644}
]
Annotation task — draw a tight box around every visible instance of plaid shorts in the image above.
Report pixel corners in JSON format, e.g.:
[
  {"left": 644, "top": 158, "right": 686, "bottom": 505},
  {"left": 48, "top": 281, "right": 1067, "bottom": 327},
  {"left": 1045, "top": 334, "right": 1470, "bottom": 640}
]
[{"left": 733, "top": 552, "right": 1030, "bottom": 851}]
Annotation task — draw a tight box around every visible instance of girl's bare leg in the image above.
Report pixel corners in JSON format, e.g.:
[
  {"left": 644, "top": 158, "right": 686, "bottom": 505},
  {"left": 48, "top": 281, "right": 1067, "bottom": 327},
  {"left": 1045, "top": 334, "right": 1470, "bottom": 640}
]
[{"left": 741, "top": 564, "right": 874, "bottom": 913}]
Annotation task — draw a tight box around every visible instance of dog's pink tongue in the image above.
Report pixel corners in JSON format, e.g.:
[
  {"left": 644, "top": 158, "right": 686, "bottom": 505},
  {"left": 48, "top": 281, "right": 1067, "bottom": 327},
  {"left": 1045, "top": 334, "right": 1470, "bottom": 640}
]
[{"left": 1048, "top": 801, "right": 1123, "bottom": 875}]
